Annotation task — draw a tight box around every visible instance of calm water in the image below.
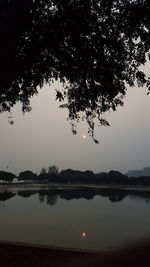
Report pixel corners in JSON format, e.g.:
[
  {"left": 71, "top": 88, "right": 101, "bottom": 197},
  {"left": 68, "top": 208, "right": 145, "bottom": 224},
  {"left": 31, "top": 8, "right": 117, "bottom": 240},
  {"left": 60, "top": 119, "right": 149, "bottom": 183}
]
[{"left": 0, "top": 187, "right": 150, "bottom": 251}]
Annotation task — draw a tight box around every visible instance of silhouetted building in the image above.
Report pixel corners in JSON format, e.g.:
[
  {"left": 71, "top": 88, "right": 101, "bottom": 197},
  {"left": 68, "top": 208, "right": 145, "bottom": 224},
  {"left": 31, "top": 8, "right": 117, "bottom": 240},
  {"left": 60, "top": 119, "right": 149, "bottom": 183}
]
[
  {"left": 127, "top": 167, "right": 150, "bottom": 177},
  {"left": 142, "top": 167, "right": 150, "bottom": 176},
  {"left": 127, "top": 170, "right": 142, "bottom": 177}
]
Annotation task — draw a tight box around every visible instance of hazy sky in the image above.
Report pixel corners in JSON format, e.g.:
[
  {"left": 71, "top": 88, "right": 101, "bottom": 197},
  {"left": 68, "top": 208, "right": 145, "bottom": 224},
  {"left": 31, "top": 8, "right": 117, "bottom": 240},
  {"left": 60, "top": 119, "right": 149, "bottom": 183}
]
[{"left": 0, "top": 81, "right": 150, "bottom": 175}]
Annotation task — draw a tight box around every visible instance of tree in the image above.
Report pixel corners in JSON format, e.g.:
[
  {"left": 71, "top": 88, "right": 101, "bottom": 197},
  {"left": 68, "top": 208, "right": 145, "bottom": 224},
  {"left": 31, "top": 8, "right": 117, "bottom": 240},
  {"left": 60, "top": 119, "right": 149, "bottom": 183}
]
[
  {"left": 39, "top": 168, "right": 49, "bottom": 183},
  {"left": 40, "top": 168, "right": 47, "bottom": 174},
  {"left": 0, "top": 171, "right": 15, "bottom": 183},
  {"left": 48, "top": 165, "right": 59, "bottom": 175},
  {"left": 18, "top": 170, "right": 36, "bottom": 183},
  {"left": 0, "top": 1, "right": 150, "bottom": 139}
]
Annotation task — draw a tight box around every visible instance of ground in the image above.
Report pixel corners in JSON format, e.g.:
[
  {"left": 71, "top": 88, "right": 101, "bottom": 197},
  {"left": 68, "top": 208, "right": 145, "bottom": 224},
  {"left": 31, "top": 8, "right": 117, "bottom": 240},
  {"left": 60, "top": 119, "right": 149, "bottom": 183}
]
[{"left": 0, "top": 240, "right": 150, "bottom": 267}]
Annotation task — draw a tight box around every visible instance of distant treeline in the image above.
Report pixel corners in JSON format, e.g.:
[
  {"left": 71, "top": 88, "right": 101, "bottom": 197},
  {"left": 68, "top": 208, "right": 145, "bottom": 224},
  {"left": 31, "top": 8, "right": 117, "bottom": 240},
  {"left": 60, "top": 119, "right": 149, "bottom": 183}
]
[{"left": 1, "top": 167, "right": 150, "bottom": 186}]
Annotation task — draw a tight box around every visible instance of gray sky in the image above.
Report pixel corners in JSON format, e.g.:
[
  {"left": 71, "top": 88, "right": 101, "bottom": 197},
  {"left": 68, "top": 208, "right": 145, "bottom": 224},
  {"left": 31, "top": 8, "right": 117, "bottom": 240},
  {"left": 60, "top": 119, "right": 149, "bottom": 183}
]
[{"left": 0, "top": 82, "right": 150, "bottom": 175}]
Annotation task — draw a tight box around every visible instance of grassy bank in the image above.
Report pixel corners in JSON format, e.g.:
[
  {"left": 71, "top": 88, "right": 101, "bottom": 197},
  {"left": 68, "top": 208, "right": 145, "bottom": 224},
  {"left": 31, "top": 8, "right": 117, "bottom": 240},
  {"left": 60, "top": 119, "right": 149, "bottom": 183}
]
[{"left": 0, "top": 183, "right": 150, "bottom": 190}]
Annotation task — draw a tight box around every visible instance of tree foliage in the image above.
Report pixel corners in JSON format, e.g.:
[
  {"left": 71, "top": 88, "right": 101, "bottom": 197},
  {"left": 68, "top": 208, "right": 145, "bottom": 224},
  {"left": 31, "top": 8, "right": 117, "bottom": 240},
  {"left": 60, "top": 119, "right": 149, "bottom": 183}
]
[
  {"left": 18, "top": 170, "right": 37, "bottom": 182},
  {"left": 0, "top": 0, "right": 150, "bottom": 138},
  {"left": 48, "top": 165, "right": 59, "bottom": 175},
  {"left": 0, "top": 171, "right": 15, "bottom": 183}
]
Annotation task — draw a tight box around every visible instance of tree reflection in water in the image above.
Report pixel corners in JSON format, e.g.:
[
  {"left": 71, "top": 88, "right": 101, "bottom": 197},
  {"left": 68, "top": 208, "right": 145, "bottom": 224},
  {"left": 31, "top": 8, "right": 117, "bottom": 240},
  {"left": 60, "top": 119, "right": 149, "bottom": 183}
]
[
  {"left": 1, "top": 188, "right": 150, "bottom": 206},
  {"left": 32, "top": 188, "right": 150, "bottom": 206},
  {"left": 0, "top": 191, "right": 16, "bottom": 202},
  {"left": 39, "top": 191, "right": 58, "bottom": 206}
]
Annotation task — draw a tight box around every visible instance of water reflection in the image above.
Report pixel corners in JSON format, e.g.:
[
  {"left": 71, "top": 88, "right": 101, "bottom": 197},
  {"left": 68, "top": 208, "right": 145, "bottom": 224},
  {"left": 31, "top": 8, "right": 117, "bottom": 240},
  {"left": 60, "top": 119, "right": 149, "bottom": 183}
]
[
  {"left": 0, "top": 187, "right": 150, "bottom": 251},
  {"left": 39, "top": 191, "right": 58, "bottom": 206},
  {"left": 38, "top": 188, "right": 150, "bottom": 205},
  {"left": 1, "top": 187, "right": 150, "bottom": 206},
  {"left": 18, "top": 190, "right": 38, "bottom": 198},
  {"left": 81, "top": 232, "right": 87, "bottom": 238},
  {"left": 0, "top": 191, "right": 16, "bottom": 202}
]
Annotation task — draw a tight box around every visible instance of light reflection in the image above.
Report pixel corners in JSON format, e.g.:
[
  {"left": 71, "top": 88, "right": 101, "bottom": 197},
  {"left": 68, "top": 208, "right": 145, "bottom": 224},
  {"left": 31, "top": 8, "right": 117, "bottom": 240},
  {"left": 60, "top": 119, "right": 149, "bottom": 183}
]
[{"left": 81, "top": 232, "right": 87, "bottom": 237}]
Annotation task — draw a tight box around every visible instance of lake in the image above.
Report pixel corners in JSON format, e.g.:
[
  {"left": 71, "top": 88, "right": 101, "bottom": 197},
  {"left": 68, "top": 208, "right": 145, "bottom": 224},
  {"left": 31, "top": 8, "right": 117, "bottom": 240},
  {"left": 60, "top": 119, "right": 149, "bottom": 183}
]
[{"left": 0, "top": 186, "right": 150, "bottom": 251}]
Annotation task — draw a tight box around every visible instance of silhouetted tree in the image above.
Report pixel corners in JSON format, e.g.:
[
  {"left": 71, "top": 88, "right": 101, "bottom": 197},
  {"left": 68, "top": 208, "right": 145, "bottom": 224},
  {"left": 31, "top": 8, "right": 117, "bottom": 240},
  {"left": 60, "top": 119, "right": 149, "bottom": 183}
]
[
  {"left": 40, "top": 168, "right": 47, "bottom": 174},
  {"left": 0, "top": 1, "right": 150, "bottom": 138},
  {"left": 60, "top": 169, "right": 95, "bottom": 183},
  {"left": 0, "top": 171, "right": 15, "bottom": 183},
  {"left": 48, "top": 165, "right": 59, "bottom": 175},
  {"left": 18, "top": 170, "right": 37, "bottom": 183}
]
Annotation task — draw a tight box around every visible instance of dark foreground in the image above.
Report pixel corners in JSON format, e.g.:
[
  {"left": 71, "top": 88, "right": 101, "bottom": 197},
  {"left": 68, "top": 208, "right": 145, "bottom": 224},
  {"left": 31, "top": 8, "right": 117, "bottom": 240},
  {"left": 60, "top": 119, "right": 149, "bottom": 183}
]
[{"left": 0, "top": 240, "right": 150, "bottom": 267}]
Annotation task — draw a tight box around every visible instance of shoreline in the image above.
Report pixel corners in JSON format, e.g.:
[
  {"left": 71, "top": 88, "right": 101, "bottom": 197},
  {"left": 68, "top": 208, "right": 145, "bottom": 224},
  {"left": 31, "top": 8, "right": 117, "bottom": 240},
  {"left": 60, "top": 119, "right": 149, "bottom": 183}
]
[
  {"left": 0, "top": 239, "right": 101, "bottom": 254},
  {"left": 0, "top": 183, "right": 150, "bottom": 191},
  {"left": 0, "top": 239, "right": 150, "bottom": 267}
]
